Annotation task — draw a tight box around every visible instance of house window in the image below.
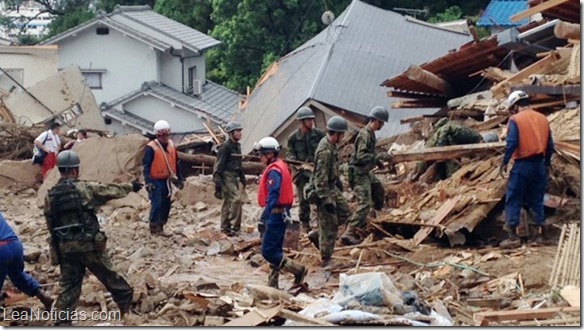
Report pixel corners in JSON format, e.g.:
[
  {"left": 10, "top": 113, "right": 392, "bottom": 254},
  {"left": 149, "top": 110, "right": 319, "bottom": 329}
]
[
  {"left": 187, "top": 66, "right": 197, "bottom": 88},
  {"left": 82, "top": 72, "right": 102, "bottom": 89}
]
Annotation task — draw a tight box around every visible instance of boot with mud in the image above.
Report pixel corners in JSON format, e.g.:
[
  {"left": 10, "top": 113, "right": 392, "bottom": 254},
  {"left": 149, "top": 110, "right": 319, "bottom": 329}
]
[
  {"left": 532, "top": 225, "right": 545, "bottom": 245},
  {"left": 307, "top": 230, "right": 319, "bottom": 249},
  {"left": 35, "top": 289, "right": 54, "bottom": 310},
  {"left": 340, "top": 226, "right": 362, "bottom": 246},
  {"left": 500, "top": 227, "right": 521, "bottom": 249},
  {"left": 268, "top": 264, "right": 280, "bottom": 289},
  {"left": 280, "top": 257, "right": 308, "bottom": 285}
]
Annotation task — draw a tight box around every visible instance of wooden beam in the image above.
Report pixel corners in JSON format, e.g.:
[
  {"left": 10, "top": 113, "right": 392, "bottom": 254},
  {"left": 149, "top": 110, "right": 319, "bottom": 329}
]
[
  {"left": 470, "top": 116, "right": 508, "bottom": 131},
  {"left": 178, "top": 152, "right": 264, "bottom": 175},
  {"left": 404, "top": 65, "right": 454, "bottom": 95},
  {"left": 389, "top": 142, "right": 505, "bottom": 164},
  {"left": 554, "top": 21, "right": 580, "bottom": 40},
  {"left": 511, "top": 0, "right": 572, "bottom": 22},
  {"left": 400, "top": 115, "right": 426, "bottom": 124},
  {"left": 474, "top": 306, "right": 580, "bottom": 324},
  {"left": 491, "top": 53, "right": 560, "bottom": 96}
]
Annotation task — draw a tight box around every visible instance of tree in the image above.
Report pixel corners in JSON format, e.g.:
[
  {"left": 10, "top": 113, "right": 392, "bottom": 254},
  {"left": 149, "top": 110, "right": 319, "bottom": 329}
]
[
  {"left": 154, "top": 0, "right": 213, "bottom": 34},
  {"left": 428, "top": 6, "right": 463, "bottom": 23},
  {"left": 46, "top": 9, "right": 95, "bottom": 38}
]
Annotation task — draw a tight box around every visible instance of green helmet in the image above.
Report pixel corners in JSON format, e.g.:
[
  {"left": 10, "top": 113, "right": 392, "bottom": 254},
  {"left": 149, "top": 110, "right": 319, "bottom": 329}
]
[
  {"left": 57, "top": 150, "right": 80, "bottom": 169},
  {"left": 369, "top": 106, "right": 389, "bottom": 122},
  {"left": 225, "top": 121, "right": 242, "bottom": 133},
  {"left": 296, "top": 107, "right": 315, "bottom": 120},
  {"left": 326, "top": 116, "right": 348, "bottom": 133}
]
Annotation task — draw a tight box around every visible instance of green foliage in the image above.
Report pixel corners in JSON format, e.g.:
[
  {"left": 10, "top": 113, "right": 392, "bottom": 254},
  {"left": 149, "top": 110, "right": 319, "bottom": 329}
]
[
  {"left": 154, "top": 0, "right": 213, "bottom": 34},
  {"left": 17, "top": 34, "right": 42, "bottom": 45},
  {"left": 428, "top": 6, "right": 463, "bottom": 23},
  {"left": 46, "top": 9, "right": 95, "bottom": 38}
]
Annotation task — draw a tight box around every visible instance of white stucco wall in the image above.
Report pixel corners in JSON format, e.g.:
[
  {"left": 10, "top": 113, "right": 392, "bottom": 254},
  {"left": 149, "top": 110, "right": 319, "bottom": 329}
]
[
  {"left": 159, "top": 49, "right": 205, "bottom": 93},
  {"left": 105, "top": 119, "right": 143, "bottom": 136},
  {"left": 57, "top": 26, "right": 158, "bottom": 105},
  {"left": 0, "top": 48, "right": 58, "bottom": 88},
  {"left": 123, "top": 95, "right": 206, "bottom": 133}
]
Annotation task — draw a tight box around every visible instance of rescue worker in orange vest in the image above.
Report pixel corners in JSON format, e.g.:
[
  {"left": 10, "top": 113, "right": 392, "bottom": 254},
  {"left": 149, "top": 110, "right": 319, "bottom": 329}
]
[
  {"left": 255, "top": 137, "right": 307, "bottom": 289},
  {"left": 143, "top": 120, "right": 184, "bottom": 237},
  {"left": 499, "top": 91, "right": 554, "bottom": 248}
]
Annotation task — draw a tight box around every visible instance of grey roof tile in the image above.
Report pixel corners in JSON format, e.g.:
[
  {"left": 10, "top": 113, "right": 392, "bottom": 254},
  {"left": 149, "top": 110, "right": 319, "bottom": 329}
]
[{"left": 240, "top": 0, "right": 472, "bottom": 153}]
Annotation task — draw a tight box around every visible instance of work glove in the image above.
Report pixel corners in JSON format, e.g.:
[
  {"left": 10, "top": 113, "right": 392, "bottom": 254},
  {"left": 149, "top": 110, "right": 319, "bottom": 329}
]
[
  {"left": 499, "top": 163, "right": 507, "bottom": 178},
  {"left": 131, "top": 181, "right": 143, "bottom": 192},
  {"left": 258, "top": 219, "right": 266, "bottom": 238},
  {"left": 145, "top": 183, "right": 155, "bottom": 193},
  {"left": 176, "top": 181, "right": 185, "bottom": 190}
]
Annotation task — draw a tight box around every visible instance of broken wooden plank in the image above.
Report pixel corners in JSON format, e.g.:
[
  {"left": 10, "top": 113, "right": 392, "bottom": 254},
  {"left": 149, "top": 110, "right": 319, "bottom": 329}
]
[
  {"left": 389, "top": 142, "right": 505, "bottom": 163},
  {"left": 223, "top": 306, "right": 281, "bottom": 326},
  {"left": 277, "top": 308, "right": 336, "bottom": 326},
  {"left": 519, "top": 317, "right": 580, "bottom": 326},
  {"left": 474, "top": 306, "right": 580, "bottom": 324},
  {"left": 404, "top": 65, "right": 454, "bottom": 95},
  {"left": 491, "top": 53, "right": 561, "bottom": 96},
  {"left": 413, "top": 196, "right": 461, "bottom": 246},
  {"left": 510, "top": 0, "right": 572, "bottom": 22}
]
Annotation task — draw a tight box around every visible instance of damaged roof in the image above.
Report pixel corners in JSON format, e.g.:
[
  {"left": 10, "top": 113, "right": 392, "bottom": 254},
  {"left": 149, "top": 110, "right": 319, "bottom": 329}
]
[
  {"left": 240, "top": 0, "right": 471, "bottom": 153},
  {"left": 101, "top": 80, "right": 240, "bottom": 128},
  {"left": 42, "top": 5, "right": 220, "bottom": 53}
]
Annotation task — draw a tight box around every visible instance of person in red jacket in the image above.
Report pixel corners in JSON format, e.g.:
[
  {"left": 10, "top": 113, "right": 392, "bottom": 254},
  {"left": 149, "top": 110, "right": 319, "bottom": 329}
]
[
  {"left": 255, "top": 137, "right": 307, "bottom": 289},
  {"left": 499, "top": 91, "right": 554, "bottom": 248}
]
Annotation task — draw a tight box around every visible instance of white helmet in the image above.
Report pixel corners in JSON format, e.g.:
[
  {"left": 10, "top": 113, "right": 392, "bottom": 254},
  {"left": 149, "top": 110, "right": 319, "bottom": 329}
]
[
  {"left": 253, "top": 137, "right": 280, "bottom": 154},
  {"left": 506, "top": 90, "right": 529, "bottom": 109},
  {"left": 154, "top": 120, "right": 171, "bottom": 135}
]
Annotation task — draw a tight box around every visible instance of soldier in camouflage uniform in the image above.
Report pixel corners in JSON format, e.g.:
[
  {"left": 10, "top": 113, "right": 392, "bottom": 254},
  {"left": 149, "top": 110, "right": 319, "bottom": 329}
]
[
  {"left": 306, "top": 116, "right": 352, "bottom": 267},
  {"left": 341, "top": 106, "right": 390, "bottom": 246},
  {"left": 213, "top": 121, "right": 246, "bottom": 236},
  {"left": 418, "top": 118, "right": 483, "bottom": 180},
  {"left": 286, "top": 107, "right": 325, "bottom": 233},
  {"left": 44, "top": 150, "right": 143, "bottom": 325}
]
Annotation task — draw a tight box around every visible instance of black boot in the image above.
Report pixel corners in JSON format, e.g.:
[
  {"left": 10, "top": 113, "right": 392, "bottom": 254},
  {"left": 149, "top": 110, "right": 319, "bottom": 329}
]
[
  {"left": 307, "top": 230, "right": 319, "bottom": 249},
  {"left": 268, "top": 264, "right": 280, "bottom": 289},
  {"left": 280, "top": 257, "right": 307, "bottom": 285},
  {"left": 500, "top": 228, "right": 521, "bottom": 249}
]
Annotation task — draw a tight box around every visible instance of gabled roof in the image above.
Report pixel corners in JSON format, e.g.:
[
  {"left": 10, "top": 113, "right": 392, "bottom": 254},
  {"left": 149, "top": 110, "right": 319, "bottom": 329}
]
[
  {"left": 101, "top": 80, "right": 239, "bottom": 125},
  {"left": 477, "top": 0, "right": 529, "bottom": 28},
  {"left": 240, "top": 0, "right": 472, "bottom": 153},
  {"left": 42, "top": 5, "right": 220, "bottom": 53}
]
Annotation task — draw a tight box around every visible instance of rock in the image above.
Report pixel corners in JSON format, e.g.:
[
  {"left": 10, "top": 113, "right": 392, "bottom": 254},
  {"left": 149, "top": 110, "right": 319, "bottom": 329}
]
[
  {"left": 23, "top": 245, "right": 42, "bottom": 262},
  {"left": 194, "top": 202, "right": 208, "bottom": 212},
  {"left": 219, "top": 240, "right": 235, "bottom": 255},
  {"left": 0, "top": 160, "right": 40, "bottom": 189},
  {"left": 248, "top": 254, "right": 264, "bottom": 267}
]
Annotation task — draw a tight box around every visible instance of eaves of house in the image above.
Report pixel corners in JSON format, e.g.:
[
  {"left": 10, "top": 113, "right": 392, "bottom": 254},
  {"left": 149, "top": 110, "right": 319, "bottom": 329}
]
[{"left": 41, "top": 5, "right": 221, "bottom": 54}]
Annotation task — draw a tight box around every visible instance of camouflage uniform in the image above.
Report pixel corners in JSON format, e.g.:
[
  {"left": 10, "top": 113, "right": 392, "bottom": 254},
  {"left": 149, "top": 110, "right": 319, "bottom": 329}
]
[
  {"left": 44, "top": 179, "right": 134, "bottom": 324},
  {"left": 286, "top": 128, "right": 325, "bottom": 227},
  {"left": 214, "top": 138, "right": 245, "bottom": 232},
  {"left": 347, "top": 126, "right": 385, "bottom": 230},
  {"left": 312, "top": 137, "right": 352, "bottom": 261},
  {"left": 424, "top": 122, "right": 483, "bottom": 179}
]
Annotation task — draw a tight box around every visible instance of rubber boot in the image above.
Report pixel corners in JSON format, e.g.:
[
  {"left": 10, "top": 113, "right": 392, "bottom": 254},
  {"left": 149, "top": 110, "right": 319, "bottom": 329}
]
[
  {"left": 157, "top": 225, "right": 172, "bottom": 238},
  {"left": 500, "top": 228, "right": 521, "bottom": 249},
  {"left": 280, "top": 257, "right": 307, "bottom": 285},
  {"left": 268, "top": 264, "right": 280, "bottom": 289},
  {"left": 307, "top": 230, "right": 319, "bottom": 249},
  {"left": 35, "top": 289, "right": 54, "bottom": 310},
  {"left": 149, "top": 224, "right": 159, "bottom": 234},
  {"left": 321, "top": 256, "right": 331, "bottom": 268},
  {"left": 340, "top": 226, "right": 362, "bottom": 246},
  {"left": 118, "top": 302, "right": 131, "bottom": 317},
  {"left": 533, "top": 225, "right": 545, "bottom": 245}
]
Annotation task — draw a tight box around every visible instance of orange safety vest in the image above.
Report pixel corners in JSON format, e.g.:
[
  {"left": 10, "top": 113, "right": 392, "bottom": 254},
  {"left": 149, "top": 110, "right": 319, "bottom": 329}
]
[
  {"left": 257, "top": 159, "right": 294, "bottom": 207},
  {"left": 147, "top": 139, "right": 177, "bottom": 180},
  {"left": 510, "top": 109, "right": 550, "bottom": 160}
]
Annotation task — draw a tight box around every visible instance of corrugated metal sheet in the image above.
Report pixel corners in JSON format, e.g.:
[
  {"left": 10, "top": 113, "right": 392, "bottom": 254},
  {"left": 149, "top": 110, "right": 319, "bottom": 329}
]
[
  {"left": 240, "top": 0, "right": 472, "bottom": 153},
  {"left": 477, "top": 0, "right": 529, "bottom": 28}
]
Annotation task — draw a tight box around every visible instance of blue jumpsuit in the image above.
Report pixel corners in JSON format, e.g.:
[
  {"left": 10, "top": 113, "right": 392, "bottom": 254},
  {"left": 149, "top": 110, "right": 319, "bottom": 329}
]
[
  {"left": 260, "top": 169, "right": 289, "bottom": 266},
  {"left": 0, "top": 212, "right": 42, "bottom": 296},
  {"left": 503, "top": 120, "right": 554, "bottom": 228},
  {"left": 143, "top": 144, "right": 184, "bottom": 227}
]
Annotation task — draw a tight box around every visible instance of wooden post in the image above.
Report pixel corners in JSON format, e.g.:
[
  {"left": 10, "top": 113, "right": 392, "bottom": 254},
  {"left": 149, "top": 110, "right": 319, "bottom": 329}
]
[
  {"left": 554, "top": 21, "right": 581, "bottom": 40},
  {"left": 510, "top": 0, "right": 571, "bottom": 22},
  {"left": 404, "top": 65, "right": 454, "bottom": 95}
]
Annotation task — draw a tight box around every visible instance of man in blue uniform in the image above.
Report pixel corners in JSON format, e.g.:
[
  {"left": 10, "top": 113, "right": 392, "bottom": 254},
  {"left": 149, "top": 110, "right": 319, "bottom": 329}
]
[
  {"left": 255, "top": 137, "right": 307, "bottom": 289},
  {"left": 0, "top": 212, "right": 53, "bottom": 309}
]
